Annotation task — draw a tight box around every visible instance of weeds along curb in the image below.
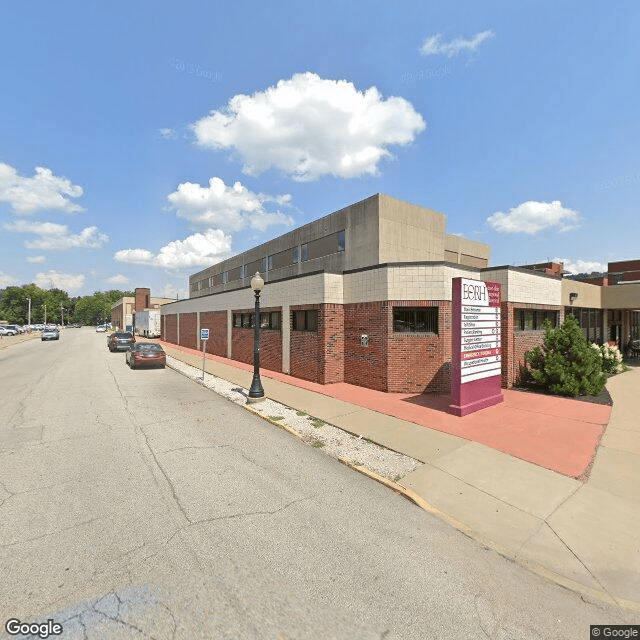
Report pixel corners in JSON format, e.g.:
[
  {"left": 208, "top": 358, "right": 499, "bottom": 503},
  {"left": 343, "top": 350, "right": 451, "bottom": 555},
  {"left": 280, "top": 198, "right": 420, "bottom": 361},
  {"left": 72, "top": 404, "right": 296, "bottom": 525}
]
[{"left": 165, "top": 360, "right": 639, "bottom": 613}]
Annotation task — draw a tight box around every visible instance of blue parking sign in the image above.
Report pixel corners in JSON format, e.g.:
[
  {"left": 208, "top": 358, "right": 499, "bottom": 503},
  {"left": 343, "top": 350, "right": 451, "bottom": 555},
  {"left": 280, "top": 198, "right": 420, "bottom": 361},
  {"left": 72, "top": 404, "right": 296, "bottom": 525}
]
[{"left": 200, "top": 328, "right": 209, "bottom": 340}]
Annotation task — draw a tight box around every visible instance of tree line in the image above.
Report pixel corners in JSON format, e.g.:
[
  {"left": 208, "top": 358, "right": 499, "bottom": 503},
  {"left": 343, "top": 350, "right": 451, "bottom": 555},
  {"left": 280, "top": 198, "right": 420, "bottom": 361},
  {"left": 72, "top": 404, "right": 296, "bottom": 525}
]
[{"left": 0, "top": 284, "right": 134, "bottom": 326}]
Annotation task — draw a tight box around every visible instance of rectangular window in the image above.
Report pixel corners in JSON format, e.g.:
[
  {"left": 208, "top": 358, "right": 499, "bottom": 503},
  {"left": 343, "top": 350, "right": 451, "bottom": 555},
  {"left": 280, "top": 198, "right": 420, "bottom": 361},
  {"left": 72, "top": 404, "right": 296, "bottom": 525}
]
[
  {"left": 393, "top": 307, "right": 438, "bottom": 334},
  {"left": 259, "top": 312, "right": 281, "bottom": 330},
  {"left": 524, "top": 310, "right": 534, "bottom": 331},
  {"left": 222, "top": 271, "right": 228, "bottom": 284},
  {"left": 292, "top": 246, "right": 299, "bottom": 263},
  {"left": 233, "top": 314, "right": 241, "bottom": 328},
  {"left": 292, "top": 309, "right": 318, "bottom": 331},
  {"left": 241, "top": 313, "right": 251, "bottom": 328},
  {"left": 338, "top": 229, "right": 345, "bottom": 252},
  {"left": 267, "top": 255, "right": 274, "bottom": 270},
  {"left": 515, "top": 309, "right": 559, "bottom": 331},
  {"left": 301, "top": 243, "right": 308, "bottom": 261},
  {"left": 240, "top": 265, "right": 247, "bottom": 278},
  {"left": 260, "top": 257, "right": 267, "bottom": 273}
]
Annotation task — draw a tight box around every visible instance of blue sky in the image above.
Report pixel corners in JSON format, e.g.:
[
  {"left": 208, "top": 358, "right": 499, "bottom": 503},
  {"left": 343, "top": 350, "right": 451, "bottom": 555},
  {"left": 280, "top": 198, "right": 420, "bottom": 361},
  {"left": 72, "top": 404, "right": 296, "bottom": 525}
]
[{"left": 1, "top": 1, "right": 638, "bottom": 298}]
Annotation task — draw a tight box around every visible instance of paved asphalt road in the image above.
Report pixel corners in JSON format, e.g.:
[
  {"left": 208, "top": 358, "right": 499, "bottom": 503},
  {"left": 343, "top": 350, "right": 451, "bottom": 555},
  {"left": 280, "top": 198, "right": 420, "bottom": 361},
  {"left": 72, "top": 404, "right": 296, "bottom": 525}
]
[{"left": 0, "top": 329, "right": 634, "bottom": 639}]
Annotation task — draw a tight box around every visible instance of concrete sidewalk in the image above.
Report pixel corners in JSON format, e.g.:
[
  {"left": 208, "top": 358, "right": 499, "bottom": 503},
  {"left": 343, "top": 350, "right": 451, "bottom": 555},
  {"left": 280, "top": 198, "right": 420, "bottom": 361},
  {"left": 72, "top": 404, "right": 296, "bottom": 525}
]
[{"left": 158, "top": 340, "right": 640, "bottom": 612}]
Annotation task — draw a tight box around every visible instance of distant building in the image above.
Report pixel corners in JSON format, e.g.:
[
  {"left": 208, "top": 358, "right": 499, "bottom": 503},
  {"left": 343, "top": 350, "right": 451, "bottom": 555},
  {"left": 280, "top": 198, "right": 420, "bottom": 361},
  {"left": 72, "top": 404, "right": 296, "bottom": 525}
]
[{"left": 111, "top": 288, "right": 173, "bottom": 331}]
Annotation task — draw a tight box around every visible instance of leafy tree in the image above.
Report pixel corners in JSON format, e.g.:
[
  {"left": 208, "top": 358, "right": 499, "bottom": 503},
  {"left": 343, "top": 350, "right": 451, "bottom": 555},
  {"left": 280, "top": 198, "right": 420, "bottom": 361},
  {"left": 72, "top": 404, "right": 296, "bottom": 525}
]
[
  {"left": 71, "top": 290, "right": 133, "bottom": 325},
  {"left": 0, "top": 284, "right": 49, "bottom": 324},
  {"left": 524, "top": 314, "right": 606, "bottom": 397}
]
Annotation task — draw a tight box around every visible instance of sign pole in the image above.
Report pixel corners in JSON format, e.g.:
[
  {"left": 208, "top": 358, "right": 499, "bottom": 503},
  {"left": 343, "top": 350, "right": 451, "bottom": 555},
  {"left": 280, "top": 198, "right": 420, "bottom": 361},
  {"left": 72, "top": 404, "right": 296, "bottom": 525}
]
[{"left": 200, "top": 328, "right": 209, "bottom": 380}]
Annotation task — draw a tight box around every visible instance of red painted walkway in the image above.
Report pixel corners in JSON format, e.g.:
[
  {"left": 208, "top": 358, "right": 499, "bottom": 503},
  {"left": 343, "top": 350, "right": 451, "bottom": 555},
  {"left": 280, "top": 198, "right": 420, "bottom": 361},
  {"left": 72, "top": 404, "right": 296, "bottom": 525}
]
[{"left": 159, "top": 341, "right": 611, "bottom": 479}]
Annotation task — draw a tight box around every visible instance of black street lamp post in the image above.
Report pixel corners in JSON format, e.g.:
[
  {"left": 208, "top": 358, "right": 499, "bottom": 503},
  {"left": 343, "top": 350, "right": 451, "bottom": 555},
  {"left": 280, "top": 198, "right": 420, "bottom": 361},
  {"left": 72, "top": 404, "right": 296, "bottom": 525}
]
[{"left": 247, "top": 271, "right": 265, "bottom": 402}]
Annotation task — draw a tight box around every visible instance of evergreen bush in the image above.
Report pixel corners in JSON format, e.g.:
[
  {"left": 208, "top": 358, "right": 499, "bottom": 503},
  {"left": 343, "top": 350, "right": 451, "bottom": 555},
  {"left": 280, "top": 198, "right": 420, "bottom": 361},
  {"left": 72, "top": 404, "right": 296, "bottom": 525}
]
[{"left": 524, "top": 314, "right": 606, "bottom": 397}]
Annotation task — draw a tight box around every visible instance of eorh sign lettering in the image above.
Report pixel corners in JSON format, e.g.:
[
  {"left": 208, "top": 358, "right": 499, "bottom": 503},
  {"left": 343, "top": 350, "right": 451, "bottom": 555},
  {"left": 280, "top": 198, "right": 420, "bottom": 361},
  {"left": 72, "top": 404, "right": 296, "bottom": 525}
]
[{"left": 449, "top": 277, "right": 503, "bottom": 416}]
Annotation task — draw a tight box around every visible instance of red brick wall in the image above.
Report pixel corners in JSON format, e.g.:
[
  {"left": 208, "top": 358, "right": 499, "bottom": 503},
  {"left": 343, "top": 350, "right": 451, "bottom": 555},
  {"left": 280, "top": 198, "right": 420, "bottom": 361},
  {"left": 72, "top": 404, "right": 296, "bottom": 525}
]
[
  {"left": 501, "top": 303, "right": 564, "bottom": 388},
  {"left": 344, "top": 302, "right": 388, "bottom": 391},
  {"left": 387, "top": 301, "right": 452, "bottom": 393},
  {"left": 231, "top": 307, "right": 282, "bottom": 373},
  {"left": 342, "top": 301, "right": 451, "bottom": 393},
  {"left": 200, "top": 311, "right": 227, "bottom": 357},
  {"left": 290, "top": 304, "right": 323, "bottom": 383},
  {"left": 178, "top": 312, "right": 198, "bottom": 349},
  {"left": 135, "top": 288, "right": 150, "bottom": 312},
  {"left": 111, "top": 302, "right": 124, "bottom": 329},
  {"left": 165, "top": 314, "right": 177, "bottom": 344},
  {"left": 320, "top": 304, "right": 344, "bottom": 383}
]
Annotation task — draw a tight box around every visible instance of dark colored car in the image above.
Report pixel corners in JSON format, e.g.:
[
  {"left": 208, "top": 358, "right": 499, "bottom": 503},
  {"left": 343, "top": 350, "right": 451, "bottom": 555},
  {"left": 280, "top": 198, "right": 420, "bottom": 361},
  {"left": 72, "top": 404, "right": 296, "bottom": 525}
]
[
  {"left": 108, "top": 331, "right": 135, "bottom": 352},
  {"left": 41, "top": 326, "right": 60, "bottom": 341},
  {"left": 125, "top": 342, "right": 166, "bottom": 369}
]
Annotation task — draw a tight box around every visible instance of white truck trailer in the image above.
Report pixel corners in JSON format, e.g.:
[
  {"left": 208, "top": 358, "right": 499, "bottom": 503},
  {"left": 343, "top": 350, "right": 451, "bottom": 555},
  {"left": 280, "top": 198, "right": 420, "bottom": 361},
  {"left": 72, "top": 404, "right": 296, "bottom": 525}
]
[{"left": 134, "top": 309, "right": 161, "bottom": 338}]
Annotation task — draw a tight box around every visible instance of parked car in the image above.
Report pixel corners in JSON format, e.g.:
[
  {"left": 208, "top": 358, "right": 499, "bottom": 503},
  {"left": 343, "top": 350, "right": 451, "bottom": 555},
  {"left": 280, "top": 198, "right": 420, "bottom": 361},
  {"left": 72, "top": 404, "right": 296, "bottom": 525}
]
[
  {"left": 41, "top": 326, "right": 60, "bottom": 341},
  {"left": 125, "top": 342, "right": 166, "bottom": 369},
  {"left": 96, "top": 325, "right": 107, "bottom": 332},
  {"left": 108, "top": 331, "right": 135, "bottom": 352},
  {"left": 2, "top": 324, "right": 21, "bottom": 336},
  {"left": 0, "top": 326, "right": 16, "bottom": 336}
]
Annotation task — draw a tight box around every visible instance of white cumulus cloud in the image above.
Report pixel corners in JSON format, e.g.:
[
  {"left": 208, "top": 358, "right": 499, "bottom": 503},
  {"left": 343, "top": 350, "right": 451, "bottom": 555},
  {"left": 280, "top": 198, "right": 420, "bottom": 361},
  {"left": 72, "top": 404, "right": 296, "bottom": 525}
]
[
  {"left": 190, "top": 72, "right": 426, "bottom": 181},
  {"left": 26, "top": 255, "right": 46, "bottom": 264},
  {"left": 35, "top": 270, "right": 85, "bottom": 292},
  {"left": 420, "top": 30, "right": 495, "bottom": 58},
  {"left": 114, "top": 229, "right": 232, "bottom": 270},
  {"left": 553, "top": 258, "right": 607, "bottom": 275},
  {"left": 0, "top": 272, "right": 18, "bottom": 287},
  {"left": 167, "top": 177, "right": 293, "bottom": 232},
  {"left": 161, "top": 281, "right": 188, "bottom": 300},
  {"left": 0, "top": 163, "right": 84, "bottom": 214},
  {"left": 486, "top": 200, "right": 581, "bottom": 234},
  {"left": 105, "top": 274, "right": 130, "bottom": 285},
  {"left": 5, "top": 219, "right": 109, "bottom": 250}
]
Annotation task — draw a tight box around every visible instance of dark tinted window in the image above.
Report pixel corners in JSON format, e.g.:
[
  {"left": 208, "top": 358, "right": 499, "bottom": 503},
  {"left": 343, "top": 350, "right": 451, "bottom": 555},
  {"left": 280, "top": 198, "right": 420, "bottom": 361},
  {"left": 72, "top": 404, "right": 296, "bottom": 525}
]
[
  {"left": 393, "top": 307, "right": 438, "bottom": 334},
  {"left": 115, "top": 332, "right": 133, "bottom": 338}
]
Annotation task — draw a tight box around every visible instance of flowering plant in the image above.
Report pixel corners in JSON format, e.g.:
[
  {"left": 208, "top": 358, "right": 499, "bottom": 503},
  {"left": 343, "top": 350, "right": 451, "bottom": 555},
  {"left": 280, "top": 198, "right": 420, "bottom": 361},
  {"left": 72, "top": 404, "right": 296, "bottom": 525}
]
[{"left": 594, "top": 343, "right": 625, "bottom": 374}]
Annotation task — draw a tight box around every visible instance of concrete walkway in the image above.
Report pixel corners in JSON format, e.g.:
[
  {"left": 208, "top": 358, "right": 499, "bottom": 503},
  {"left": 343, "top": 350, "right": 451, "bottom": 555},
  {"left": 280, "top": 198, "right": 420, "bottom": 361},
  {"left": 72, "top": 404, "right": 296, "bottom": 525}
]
[{"left": 158, "top": 340, "right": 640, "bottom": 612}]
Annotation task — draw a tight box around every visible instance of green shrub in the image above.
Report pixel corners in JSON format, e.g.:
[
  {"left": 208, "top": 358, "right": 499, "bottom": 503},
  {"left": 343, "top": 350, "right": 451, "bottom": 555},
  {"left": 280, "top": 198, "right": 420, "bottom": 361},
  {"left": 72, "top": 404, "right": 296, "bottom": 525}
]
[{"left": 524, "top": 314, "right": 606, "bottom": 397}]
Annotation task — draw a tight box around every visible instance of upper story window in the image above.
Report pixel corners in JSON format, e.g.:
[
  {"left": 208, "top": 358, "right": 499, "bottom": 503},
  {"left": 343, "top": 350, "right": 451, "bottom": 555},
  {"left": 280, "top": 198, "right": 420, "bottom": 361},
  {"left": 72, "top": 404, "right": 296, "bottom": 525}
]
[
  {"left": 338, "top": 230, "right": 345, "bottom": 252},
  {"left": 393, "top": 307, "right": 438, "bottom": 334},
  {"left": 301, "top": 243, "right": 309, "bottom": 261},
  {"left": 267, "top": 255, "right": 274, "bottom": 270},
  {"left": 240, "top": 265, "right": 247, "bottom": 278},
  {"left": 222, "top": 271, "right": 228, "bottom": 284},
  {"left": 261, "top": 257, "right": 267, "bottom": 273},
  {"left": 292, "top": 246, "right": 299, "bottom": 263}
]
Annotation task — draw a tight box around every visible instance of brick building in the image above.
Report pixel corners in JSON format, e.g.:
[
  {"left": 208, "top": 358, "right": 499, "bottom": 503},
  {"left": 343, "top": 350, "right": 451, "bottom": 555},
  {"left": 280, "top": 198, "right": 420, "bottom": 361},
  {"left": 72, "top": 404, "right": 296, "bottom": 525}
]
[
  {"left": 161, "top": 193, "right": 605, "bottom": 393},
  {"left": 111, "top": 288, "right": 174, "bottom": 331}
]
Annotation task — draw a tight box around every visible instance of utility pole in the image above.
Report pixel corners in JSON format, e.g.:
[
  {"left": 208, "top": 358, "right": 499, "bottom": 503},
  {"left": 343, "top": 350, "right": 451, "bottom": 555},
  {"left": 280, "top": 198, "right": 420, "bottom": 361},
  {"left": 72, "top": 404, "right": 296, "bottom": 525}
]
[
  {"left": 60, "top": 302, "right": 64, "bottom": 326},
  {"left": 44, "top": 304, "right": 47, "bottom": 326},
  {"left": 27, "top": 297, "right": 31, "bottom": 327}
]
